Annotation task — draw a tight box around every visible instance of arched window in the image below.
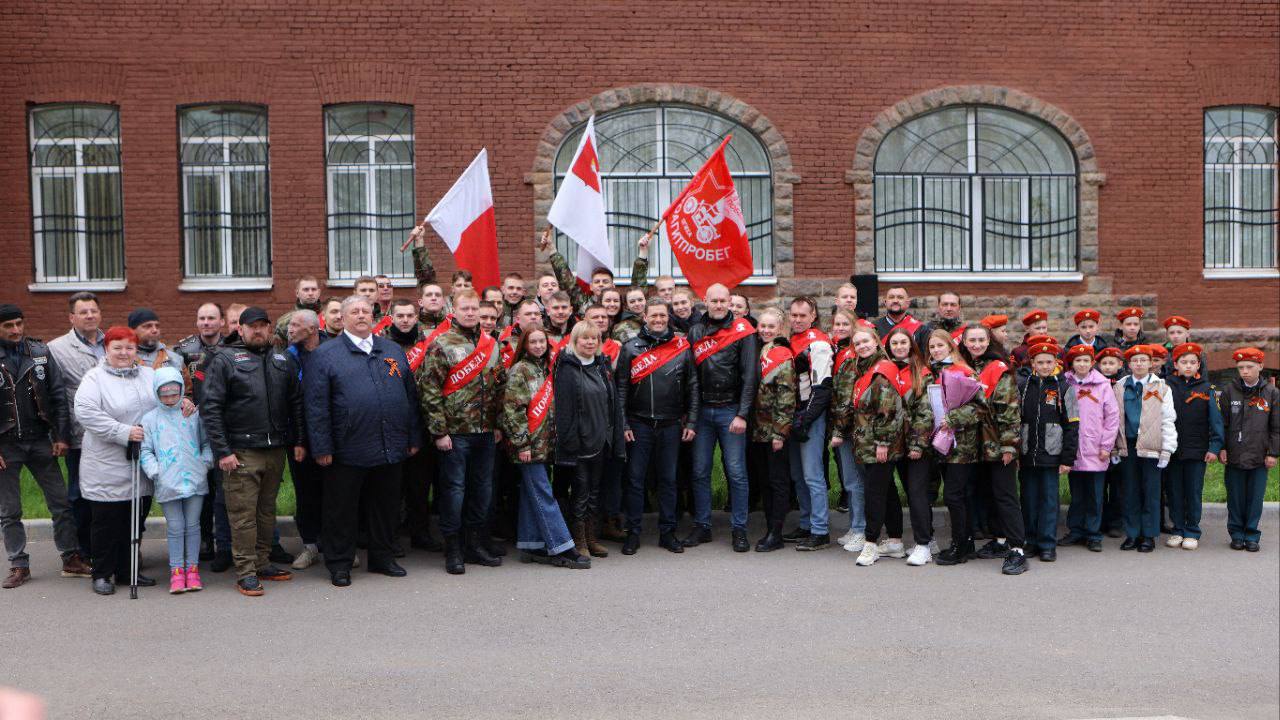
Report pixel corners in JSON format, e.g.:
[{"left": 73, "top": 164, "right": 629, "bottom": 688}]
[
  {"left": 1204, "top": 106, "right": 1278, "bottom": 272},
  {"left": 325, "top": 103, "right": 415, "bottom": 280},
  {"left": 874, "top": 106, "right": 1078, "bottom": 274},
  {"left": 28, "top": 104, "right": 124, "bottom": 284},
  {"left": 553, "top": 104, "right": 773, "bottom": 282},
  {"left": 179, "top": 104, "right": 270, "bottom": 280}
]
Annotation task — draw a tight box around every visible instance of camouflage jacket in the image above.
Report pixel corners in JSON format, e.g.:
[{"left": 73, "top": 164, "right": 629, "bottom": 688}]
[
  {"left": 549, "top": 250, "right": 595, "bottom": 315},
  {"left": 834, "top": 351, "right": 905, "bottom": 463},
  {"left": 418, "top": 323, "right": 505, "bottom": 436},
  {"left": 412, "top": 245, "right": 437, "bottom": 286},
  {"left": 893, "top": 361, "right": 935, "bottom": 456},
  {"left": 611, "top": 314, "right": 643, "bottom": 343},
  {"left": 973, "top": 356, "right": 1021, "bottom": 461},
  {"left": 752, "top": 337, "right": 797, "bottom": 444},
  {"left": 499, "top": 355, "right": 554, "bottom": 463},
  {"left": 929, "top": 361, "right": 985, "bottom": 464},
  {"left": 273, "top": 302, "right": 321, "bottom": 348}
]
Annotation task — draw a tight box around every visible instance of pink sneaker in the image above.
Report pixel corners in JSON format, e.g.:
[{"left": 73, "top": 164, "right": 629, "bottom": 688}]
[
  {"left": 185, "top": 565, "right": 202, "bottom": 592},
  {"left": 169, "top": 568, "right": 187, "bottom": 594}
]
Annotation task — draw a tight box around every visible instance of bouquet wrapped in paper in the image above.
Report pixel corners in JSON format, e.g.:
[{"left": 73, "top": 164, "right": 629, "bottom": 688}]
[{"left": 929, "top": 366, "right": 983, "bottom": 456}]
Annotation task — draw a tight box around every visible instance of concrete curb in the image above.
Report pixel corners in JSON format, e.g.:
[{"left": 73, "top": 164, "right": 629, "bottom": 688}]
[{"left": 18, "top": 503, "right": 1280, "bottom": 541}]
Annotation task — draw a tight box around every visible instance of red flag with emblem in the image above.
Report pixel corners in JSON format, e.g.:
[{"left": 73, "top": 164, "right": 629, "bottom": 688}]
[
  {"left": 661, "top": 136, "right": 753, "bottom": 297},
  {"left": 548, "top": 115, "right": 611, "bottom": 294}
]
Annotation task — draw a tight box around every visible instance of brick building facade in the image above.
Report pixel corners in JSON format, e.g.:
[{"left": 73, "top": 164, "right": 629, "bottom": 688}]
[{"left": 3, "top": 2, "right": 1278, "bottom": 367}]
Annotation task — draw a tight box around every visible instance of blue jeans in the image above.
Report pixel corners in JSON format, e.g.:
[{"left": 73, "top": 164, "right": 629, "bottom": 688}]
[
  {"left": 626, "top": 420, "right": 680, "bottom": 534},
  {"left": 1121, "top": 439, "right": 1162, "bottom": 539},
  {"left": 516, "top": 464, "right": 574, "bottom": 555},
  {"left": 1167, "top": 459, "right": 1206, "bottom": 539},
  {"left": 1225, "top": 465, "right": 1268, "bottom": 542},
  {"left": 788, "top": 413, "right": 829, "bottom": 536},
  {"left": 832, "top": 442, "right": 865, "bottom": 535},
  {"left": 692, "top": 405, "right": 749, "bottom": 530},
  {"left": 1020, "top": 466, "right": 1060, "bottom": 551},
  {"left": 438, "top": 433, "right": 495, "bottom": 536},
  {"left": 1066, "top": 470, "right": 1105, "bottom": 542},
  {"left": 160, "top": 495, "right": 205, "bottom": 570}
]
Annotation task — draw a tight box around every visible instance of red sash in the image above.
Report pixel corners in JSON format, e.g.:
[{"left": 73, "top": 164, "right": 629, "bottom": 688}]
[
  {"left": 789, "top": 328, "right": 831, "bottom": 357},
  {"left": 853, "top": 359, "right": 899, "bottom": 409},
  {"left": 372, "top": 316, "right": 393, "bottom": 335},
  {"left": 692, "top": 320, "right": 756, "bottom": 365},
  {"left": 549, "top": 334, "right": 571, "bottom": 359},
  {"left": 833, "top": 345, "right": 856, "bottom": 376},
  {"left": 405, "top": 316, "right": 453, "bottom": 372},
  {"left": 526, "top": 372, "right": 554, "bottom": 433},
  {"left": 760, "top": 345, "right": 794, "bottom": 381},
  {"left": 500, "top": 339, "right": 517, "bottom": 369},
  {"left": 499, "top": 325, "right": 514, "bottom": 343},
  {"left": 881, "top": 314, "right": 923, "bottom": 344},
  {"left": 950, "top": 324, "right": 968, "bottom": 342},
  {"left": 977, "top": 359, "right": 1011, "bottom": 399},
  {"left": 630, "top": 336, "right": 690, "bottom": 384},
  {"left": 318, "top": 315, "right": 326, "bottom": 331},
  {"left": 602, "top": 338, "right": 621, "bottom": 364},
  {"left": 892, "top": 364, "right": 929, "bottom": 397},
  {"left": 441, "top": 333, "right": 496, "bottom": 396}
]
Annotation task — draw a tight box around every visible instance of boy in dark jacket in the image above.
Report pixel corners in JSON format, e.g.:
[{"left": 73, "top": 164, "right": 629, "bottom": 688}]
[
  {"left": 1017, "top": 341, "right": 1079, "bottom": 561},
  {"left": 1164, "top": 343, "right": 1224, "bottom": 550},
  {"left": 1218, "top": 347, "right": 1280, "bottom": 552}
]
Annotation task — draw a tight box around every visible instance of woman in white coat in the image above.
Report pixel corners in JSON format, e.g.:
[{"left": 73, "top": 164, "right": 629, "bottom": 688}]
[{"left": 74, "top": 326, "right": 159, "bottom": 595}]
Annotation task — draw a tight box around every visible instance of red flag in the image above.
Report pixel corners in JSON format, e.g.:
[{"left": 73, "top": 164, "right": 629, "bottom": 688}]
[
  {"left": 661, "top": 136, "right": 753, "bottom": 297},
  {"left": 425, "top": 149, "right": 501, "bottom": 290}
]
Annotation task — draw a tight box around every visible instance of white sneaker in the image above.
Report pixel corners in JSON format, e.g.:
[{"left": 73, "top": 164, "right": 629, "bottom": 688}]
[
  {"left": 906, "top": 544, "right": 932, "bottom": 566},
  {"left": 1182, "top": 538, "right": 1199, "bottom": 550},
  {"left": 880, "top": 539, "right": 907, "bottom": 558},
  {"left": 855, "top": 542, "right": 880, "bottom": 566},
  {"left": 928, "top": 539, "right": 940, "bottom": 554},
  {"left": 291, "top": 544, "right": 320, "bottom": 570},
  {"left": 836, "top": 530, "right": 856, "bottom": 546},
  {"left": 842, "top": 533, "right": 866, "bottom": 553},
  {"left": 1165, "top": 535, "right": 1184, "bottom": 548}
]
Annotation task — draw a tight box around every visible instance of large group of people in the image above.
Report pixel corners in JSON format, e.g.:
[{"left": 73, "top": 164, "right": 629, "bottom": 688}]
[{"left": 1, "top": 225, "right": 1277, "bottom": 596}]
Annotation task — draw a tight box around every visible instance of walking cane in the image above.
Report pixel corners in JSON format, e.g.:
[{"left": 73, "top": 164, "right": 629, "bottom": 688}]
[{"left": 127, "top": 439, "right": 142, "bottom": 599}]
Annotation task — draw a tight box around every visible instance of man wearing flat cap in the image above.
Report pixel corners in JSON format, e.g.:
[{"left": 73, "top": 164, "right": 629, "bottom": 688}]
[{"left": 200, "top": 306, "right": 306, "bottom": 597}]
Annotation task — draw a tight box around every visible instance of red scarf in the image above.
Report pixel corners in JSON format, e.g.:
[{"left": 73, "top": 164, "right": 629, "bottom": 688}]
[
  {"left": 883, "top": 313, "right": 923, "bottom": 343},
  {"left": 892, "top": 363, "right": 929, "bottom": 398},
  {"left": 760, "top": 344, "right": 794, "bottom": 381},
  {"left": 692, "top": 319, "right": 756, "bottom": 365},
  {"left": 441, "top": 332, "right": 496, "bottom": 396},
  {"left": 853, "top": 359, "right": 899, "bottom": 409},
  {"left": 630, "top": 336, "right": 690, "bottom": 384},
  {"left": 526, "top": 369, "right": 554, "bottom": 433},
  {"left": 405, "top": 316, "right": 453, "bottom": 372},
  {"left": 789, "top": 328, "right": 831, "bottom": 357},
  {"left": 977, "top": 359, "right": 1011, "bottom": 399}
]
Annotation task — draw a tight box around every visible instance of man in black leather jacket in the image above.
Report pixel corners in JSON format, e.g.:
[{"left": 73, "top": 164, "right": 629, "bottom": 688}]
[
  {"left": 615, "top": 298, "right": 699, "bottom": 555},
  {"left": 684, "top": 284, "right": 758, "bottom": 552},
  {"left": 200, "top": 307, "right": 305, "bottom": 597}
]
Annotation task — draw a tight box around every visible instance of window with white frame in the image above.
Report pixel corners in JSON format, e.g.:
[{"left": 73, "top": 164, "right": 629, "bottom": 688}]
[
  {"left": 873, "top": 106, "right": 1078, "bottom": 274},
  {"left": 179, "top": 105, "right": 270, "bottom": 279},
  {"left": 1204, "top": 106, "right": 1278, "bottom": 270},
  {"left": 553, "top": 105, "right": 773, "bottom": 283},
  {"left": 29, "top": 104, "right": 125, "bottom": 283},
  {"left": 325, "top": 104, "right": 415, "bottom": 280}
]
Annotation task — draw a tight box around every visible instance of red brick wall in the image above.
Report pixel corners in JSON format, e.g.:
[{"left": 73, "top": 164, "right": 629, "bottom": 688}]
[{"left": 2, "top": 1, "right": 1277, "bottom": 359}]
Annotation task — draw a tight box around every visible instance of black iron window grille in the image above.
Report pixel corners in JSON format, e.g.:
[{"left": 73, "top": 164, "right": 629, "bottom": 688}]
[
  {"left": 553, "top": 104, "right": 773, "bottom": 282},
  {"left": 29, "top": 104, "right": 125, "bottom": 283},
  {"left": 179, "top": 104, "right": 271, "bottom": 278},
  {"left": 1204, "top": 106, "right": 1278, "bottom": 270},
  {"left": 325, "top": 104, "right": 415, "bottom": 280},
  {"left": 874, "top": 106, "right": 1078, "bottom": 274}
]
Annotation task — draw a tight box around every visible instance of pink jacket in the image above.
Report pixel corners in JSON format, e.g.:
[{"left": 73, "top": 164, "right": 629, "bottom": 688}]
[{"left": 1066, "top": 369, "right": 1120, "bottom": 472}]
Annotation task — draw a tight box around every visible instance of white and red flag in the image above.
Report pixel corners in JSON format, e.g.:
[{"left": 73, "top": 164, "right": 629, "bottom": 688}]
[
  {"left": 425, "top": 149, "right": 501, "bottom": 290},
  {"left": 661, "top": 136, "right": 753, "bottom": 297},
  {"left": 547, "top": 115, "right": 610, "bottom": 292}
]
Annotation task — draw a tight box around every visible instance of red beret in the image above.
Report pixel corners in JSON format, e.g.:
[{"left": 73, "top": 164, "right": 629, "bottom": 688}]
[
  {"left": 1172, "top": 342, "right": 1202, "bottom": 361},
  {"left": 1025, "top": 334, "right": 1058, "bottom": 347},
  {"left": 1162, "top": 315, "right": 1191, "bottom": 330},
  {"left": 1233, "top": 347, "right": 1265, "bottom": 364},
  {"left": 980, "top": 314, "right": 1008, "bottom": 329},
  {"left": 1028, "top": 342, "right": 1061, "bottom": 359},
  {"left": 1150, "top": 345, "right": 1168, "bottom": 360},
  {"left": 102, "top": 326, "right": 138, "bottom": 347},
  {"left": 1065, "top": 344, "right": 1096, "bottom": 362},
  {"left": 1096, "top": 347, "right": 1124, "bottom": 362},
  {"left": 1116, "top": 307, "right": 1144, "bottom": 322},
  {"left": 1021, "top": 309, "right": 1048, "bottom": 327},
  {"left": 1073, "top": 309, "right": 1101, "bottom": 325},
  {"left": 1124, "top": 344, "right": 1153, "bottom": 361}
]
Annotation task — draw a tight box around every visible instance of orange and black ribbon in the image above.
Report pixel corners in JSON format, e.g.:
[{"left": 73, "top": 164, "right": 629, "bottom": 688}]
[{"left": 385, "top": 357, "right": 402, "bottom": 378}]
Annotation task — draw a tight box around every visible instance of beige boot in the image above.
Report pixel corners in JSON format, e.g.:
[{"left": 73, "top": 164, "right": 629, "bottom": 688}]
[{"left": 570, "top": 521, "right": 589, "bottom": 558}]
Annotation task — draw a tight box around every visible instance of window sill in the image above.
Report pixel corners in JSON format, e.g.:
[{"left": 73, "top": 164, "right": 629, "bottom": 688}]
[
  {"left": 1202, "top": 268, "right": 1280, "bottom": 280},
  {"left": 28, "top": 280, "right": 127, "bottom": 292},
  {"left": 614, "top": 276, "right": 778, "bottom": 287},
  {"left": 875, "top": 272, "right": 1083, "bottom": 283},
  {"left": 326, "top": 277, "right": 418, "bottom": 288},
  {"left": 179, "top": 277, "right": 273, "bottom": 292}
]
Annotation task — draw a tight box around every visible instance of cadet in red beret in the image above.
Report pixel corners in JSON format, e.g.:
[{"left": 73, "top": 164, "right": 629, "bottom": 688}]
[
  {"left": 1092, "top": 346, "right": 1127, "bottom": 535},
  {"left": 980, "top": 314, "right": 1010, "bottom": 348},
  {"left": 1163, "top": 341, "right": 1223, "bottom": 551},
  {"left": 1017, "top": 340, "right": 1077, "bottom": 561},
  {"left": 1161, "top": 316, "right": 1194, "bottom": 377},
  {"left": 1114, "top": 307, "right": 1147, "bottom": 351},
  {"left": 1112, "top": 342, "right": 1176, "bottom": 553},
  {"left": 1218, "top": 347, "right": 1279, "bottom": 551},
  {"left": 1010, "top": 312, "right": 1050, "bottom": 370},
  {"left": 1066, "top": 308, "right": 1111, "bottom": 355},
  {"left": 1059, "top": 343, "right": 1120, "bottom": 552}
]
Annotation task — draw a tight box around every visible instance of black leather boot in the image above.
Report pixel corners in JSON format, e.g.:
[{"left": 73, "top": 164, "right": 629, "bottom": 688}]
[
  {"left": 444, "top": 534, "right": 465, "bottom": 575},
  {"left": 464, "top": 529, "right": 502, "bottom": 567}
]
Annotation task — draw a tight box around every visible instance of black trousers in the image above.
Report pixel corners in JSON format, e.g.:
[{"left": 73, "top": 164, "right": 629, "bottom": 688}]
[
  {"left": 289, "top": 456, "right": 324, "bottom": 546},
  {"left": 862, "top": 462, "right": 901, "bottom": 543},
  {"left": 89, "top": 499, "right": 132, "bottom": 582},
  {"left": 983, "top": 460, "right": 1026, "bottom": 548},
  {"left": 568, "top": 455, "right": 606, "bottom": 523},
  {"left": 400, "top": 445, "right": 433, "bottom": 540},
  {"left": 490, "top": 451, "right": 520, "bottom": 539},
  {"left": 894, "top": 457, "right": 935, "bottom": 545},
  {"left": 1101, "top": 463, "right": 1124, "bottom": 532},
  {"left": 942, "top": 463, "right": 975, "bottom": 547},
  {"left": 750, "top": 440, "right": 792, "bottom": 534},
  {"left": 323, "top": 462, "right": 403, "bottom": 573}
]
